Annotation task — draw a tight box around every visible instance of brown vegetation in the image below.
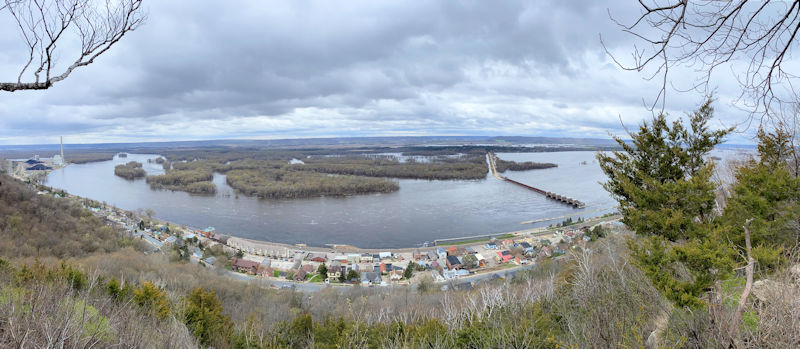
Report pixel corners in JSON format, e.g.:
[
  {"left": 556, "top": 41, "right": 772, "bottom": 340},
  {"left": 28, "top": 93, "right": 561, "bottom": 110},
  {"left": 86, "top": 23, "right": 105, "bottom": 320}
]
[
  {"left": 0, "top": 175, "right": 136, "bottom": 258},
  {"left": 494, "top": 158, "right": 557, "bottom": 172},
  {"left": 113, "top": 161, "right": 145, "bottom": 180},
  {"left": 300, "top": 155, "right": 489, "bottom": 180},
  {"left": 226, "top": 168, "right": 399, "bottom": 198},
  {"left": 146, "top": 168, "right": 216, "bottom": 194}
]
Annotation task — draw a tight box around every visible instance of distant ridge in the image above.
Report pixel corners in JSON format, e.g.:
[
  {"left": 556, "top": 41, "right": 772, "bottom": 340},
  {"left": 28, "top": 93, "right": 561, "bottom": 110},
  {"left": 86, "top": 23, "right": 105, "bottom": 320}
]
[{"left": 0, "top": 135, "right": 620, "bottom": 151}]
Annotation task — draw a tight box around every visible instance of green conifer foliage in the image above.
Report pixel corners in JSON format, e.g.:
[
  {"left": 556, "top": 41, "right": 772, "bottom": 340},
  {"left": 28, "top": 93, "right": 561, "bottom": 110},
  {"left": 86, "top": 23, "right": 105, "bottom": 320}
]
[{"left": 598, "top": 97, "right": 733, "bottom": 307}]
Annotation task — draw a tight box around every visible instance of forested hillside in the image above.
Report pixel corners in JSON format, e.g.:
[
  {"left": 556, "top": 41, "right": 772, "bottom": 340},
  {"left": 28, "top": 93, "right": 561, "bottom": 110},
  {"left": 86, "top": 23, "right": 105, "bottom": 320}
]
[{"left": 0, "top": 177, "right": 133, "bottom": 258}]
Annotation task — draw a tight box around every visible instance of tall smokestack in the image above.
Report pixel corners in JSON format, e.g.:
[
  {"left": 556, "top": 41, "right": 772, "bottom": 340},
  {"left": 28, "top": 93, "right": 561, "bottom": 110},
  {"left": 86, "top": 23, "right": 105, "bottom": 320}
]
[{"left": 60, "top": 136, "right": 64, "bottom": 161}]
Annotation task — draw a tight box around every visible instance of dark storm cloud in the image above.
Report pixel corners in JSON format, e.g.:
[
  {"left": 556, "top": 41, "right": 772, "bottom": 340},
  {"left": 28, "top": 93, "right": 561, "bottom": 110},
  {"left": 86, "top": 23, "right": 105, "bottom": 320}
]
[{"left": 0, "top": 0, "right": 751, "bottom": 144}]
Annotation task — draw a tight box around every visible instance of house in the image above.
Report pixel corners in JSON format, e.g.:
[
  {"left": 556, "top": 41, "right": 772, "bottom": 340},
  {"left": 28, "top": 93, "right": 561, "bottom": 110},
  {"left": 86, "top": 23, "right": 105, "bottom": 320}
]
[
  {"left": 258, "top": 266, "right": 273, "bottom": 277},
  {"left": 474, "top": 253, "right": 487, "bottom": 267},
  {"left": 447, "top": 246, "right": 458, "bottom": 256},
  {"left": 446, "top": 255, "right": 462, "bottom": 270},
  {"left": 502, "top": 239, "right": 515, "bottom": 248},
  {"left": 436, "top": 247, "right": 447, "bottom": 261},
  {"left": 293, "top": 269, "right": 307, "bottom": 282},
  {"left": 379, "top": 262, "right": 386, "bottom": 273},
  {"left": 212, "top": 233, "right": 230, "bottom": 244},
  {"left": 201, "top": 227, "right": 215, "bottom": 238},
  {"left": 427, "top": 251, "right": 438, "bottom": 260},
  {"left": 540, "top": 239, "right": 552, "bottom": 246},
  {"left": 347, "top": 254, "right": 361, "bottom": 264},
  {"left": 203, "top": 256, "right": 216, "bottom": 266},
  {"left": 301, "top": 264, "right": 315, "bottom": 274},
  {"left": 26, "top": 164, "right": 52, "bottom": 171},
  {"left": 442, "top": 269, "right": 459, "bottom": 279},
  {"left": 496, "top": 250, "right": 513, "bottom": 263},
  {"left": 183, "top": 232, "right": 197, "bottom": 240},
  {"left": 360, "top": 254, "right": 373, "bottom": 263},
  {"left": 327, "top": 265, "right": 342, "bottom": 279},
  {"left": 192, "top": 247, "right": 203, "bottom": 259},
  {"left": 361, "top": 271, "right": 382, "bottom": 285},
  {"left": 390, "top": 270, "right": 403, "bottom": 281},
  {"left": 231, "top": 258, "right": 259, "bottom": 274},
  {"left": 308, "top": 252, "right": 327, "bottom": 262},
  {"left": 413, "top": 250, "right": 424, "bottom": 261},
  {"left": 163, "top": 236, "right": 177, "bottom": 246},
  {"left": 485, "top": 241, "right": 498, "bottom": 249},
  {"left": 379, "top": 251, "right": 392, "bottom": 259},
  {"left": 258, "top": 260, "right": 272, "bottom": 277},
  {"left": 519, "top": 242, "right": 534, "bottom": 254}
]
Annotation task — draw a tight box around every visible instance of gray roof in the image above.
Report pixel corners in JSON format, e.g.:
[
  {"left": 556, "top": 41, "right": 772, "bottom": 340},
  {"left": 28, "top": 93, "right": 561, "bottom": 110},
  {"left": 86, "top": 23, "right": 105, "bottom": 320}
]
[{"left": 361, "top": 271, "right": 381, "bottom": 283}]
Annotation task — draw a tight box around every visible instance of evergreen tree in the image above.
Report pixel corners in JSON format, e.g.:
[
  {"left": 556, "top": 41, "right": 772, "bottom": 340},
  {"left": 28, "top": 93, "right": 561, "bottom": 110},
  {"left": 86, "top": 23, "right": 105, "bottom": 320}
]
[
  {"left": 403, "top": 262, "right": 416, "bottom": 279},
  {"left": 317, "top": 264, "right": 328, "bottom": 278},
  {"left": 346, "top": 269, "right": 359, "bottom": 281},
  {"left": 184, "top": 287, "right": 233, "bottom": 347},
  {"left": 133, "top": 281, "right": 171, "bottom": 319},
  {"left": 597, "top": 97, "right": 733, "bottom": 307},
  {"left": 717, "top": 126, "right": 800, "bottom": 270}
]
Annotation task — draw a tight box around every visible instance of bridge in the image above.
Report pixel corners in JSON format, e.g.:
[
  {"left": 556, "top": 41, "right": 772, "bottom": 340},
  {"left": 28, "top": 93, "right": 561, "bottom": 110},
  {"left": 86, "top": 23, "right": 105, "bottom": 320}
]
[{"left": 488, "top": 153, "right": 585, "bottom": 208}]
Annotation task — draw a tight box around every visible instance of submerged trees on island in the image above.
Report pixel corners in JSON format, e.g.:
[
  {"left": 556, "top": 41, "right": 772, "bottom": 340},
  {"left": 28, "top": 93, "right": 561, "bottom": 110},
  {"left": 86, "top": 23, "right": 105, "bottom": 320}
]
[
  {"left": 132, "top": 152, "right": 551, "bottom": 199},
  {"left": 113, "top": 161, "right": 146, "bottom": 180}
]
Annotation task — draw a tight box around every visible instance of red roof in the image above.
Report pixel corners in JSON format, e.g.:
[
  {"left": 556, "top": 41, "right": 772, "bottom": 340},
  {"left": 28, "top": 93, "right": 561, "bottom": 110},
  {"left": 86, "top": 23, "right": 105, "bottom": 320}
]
[
  {"left": 496, "top": 251, "right": 513, "bottom": 263},
  {"left": 232, "top": 258, "right": 259, "bottom": 269}
]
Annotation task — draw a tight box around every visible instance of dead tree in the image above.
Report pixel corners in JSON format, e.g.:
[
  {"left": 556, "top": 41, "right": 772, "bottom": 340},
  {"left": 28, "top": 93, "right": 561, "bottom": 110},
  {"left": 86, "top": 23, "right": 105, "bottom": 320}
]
[
  {"left": 0, "top": 0, "right": 145, "bottom": 92},
  {"left": 605, "top": 1, "right": 800, "bottom": 120}
]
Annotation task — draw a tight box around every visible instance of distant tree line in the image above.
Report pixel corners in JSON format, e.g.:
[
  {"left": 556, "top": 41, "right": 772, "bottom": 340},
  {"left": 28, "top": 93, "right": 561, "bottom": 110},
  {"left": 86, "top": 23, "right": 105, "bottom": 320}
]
[
  {"left": 114, "top": 161, "right": 146, "bottom": 180},
  {"left": 300, "top": 155, "right": 489, "bottom": 180},
  {"left": 494, "top": 158, "right": 557, "bottom": 172}
]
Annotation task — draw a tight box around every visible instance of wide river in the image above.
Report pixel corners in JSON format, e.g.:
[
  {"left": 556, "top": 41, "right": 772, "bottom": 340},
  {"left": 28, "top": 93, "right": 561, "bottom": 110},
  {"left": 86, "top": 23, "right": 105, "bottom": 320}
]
[{"left": 46, "top": 151, "right": 621, "bottom": 248}]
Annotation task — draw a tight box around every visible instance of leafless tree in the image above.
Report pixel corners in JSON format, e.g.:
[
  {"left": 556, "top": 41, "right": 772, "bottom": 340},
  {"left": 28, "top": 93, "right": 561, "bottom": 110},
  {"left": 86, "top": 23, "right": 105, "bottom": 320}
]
[
  {"left": 605, "top": 1, "right": 800, "bottom": 121},
  {"left": 0, "top": 0, "right": 145, "bottom": 92}
]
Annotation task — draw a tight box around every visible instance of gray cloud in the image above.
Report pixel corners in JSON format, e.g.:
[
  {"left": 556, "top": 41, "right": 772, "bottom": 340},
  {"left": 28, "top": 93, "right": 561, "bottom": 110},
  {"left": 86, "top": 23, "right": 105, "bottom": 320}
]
[{"left": 0, "top": 0, "right": 757, "bottom": 145}]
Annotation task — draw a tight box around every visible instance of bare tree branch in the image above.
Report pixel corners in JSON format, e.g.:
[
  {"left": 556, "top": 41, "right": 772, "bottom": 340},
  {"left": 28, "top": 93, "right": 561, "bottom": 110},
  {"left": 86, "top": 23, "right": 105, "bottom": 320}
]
[
  {"left": 0, "top": 0, "right": 145, "bottom": 92},
  {"left": 606, "top": 1, "right": 800, "bottom": 121}
]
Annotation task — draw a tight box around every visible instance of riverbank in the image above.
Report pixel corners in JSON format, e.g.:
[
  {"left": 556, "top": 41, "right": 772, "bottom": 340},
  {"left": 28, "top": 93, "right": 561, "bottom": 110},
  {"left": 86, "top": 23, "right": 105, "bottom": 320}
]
[{"left": 25, "top": 170, "right": 623, "bottom": 289}]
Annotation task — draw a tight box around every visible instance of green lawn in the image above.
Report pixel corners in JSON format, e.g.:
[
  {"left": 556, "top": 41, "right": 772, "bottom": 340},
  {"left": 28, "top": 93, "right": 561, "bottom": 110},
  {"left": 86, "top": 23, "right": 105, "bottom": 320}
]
[
  {"left": 444, "top": 234, "right": 516, "bottom": 246},
  {"left": 308, "top": 275, "right": 323, "bottom": 283}
]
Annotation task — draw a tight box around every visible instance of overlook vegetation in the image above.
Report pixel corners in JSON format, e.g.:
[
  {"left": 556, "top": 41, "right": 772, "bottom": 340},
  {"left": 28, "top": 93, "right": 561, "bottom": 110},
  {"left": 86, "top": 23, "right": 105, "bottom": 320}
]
[{"left": 113, "top": 161, "right": 146, "bottom": 180}]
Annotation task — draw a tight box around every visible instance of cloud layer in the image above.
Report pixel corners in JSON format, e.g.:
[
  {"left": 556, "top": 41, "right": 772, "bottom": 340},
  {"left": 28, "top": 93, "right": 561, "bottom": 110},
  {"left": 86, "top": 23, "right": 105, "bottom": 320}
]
[{"left": 0, "top": 0, "right": 756, "bottom": 145}]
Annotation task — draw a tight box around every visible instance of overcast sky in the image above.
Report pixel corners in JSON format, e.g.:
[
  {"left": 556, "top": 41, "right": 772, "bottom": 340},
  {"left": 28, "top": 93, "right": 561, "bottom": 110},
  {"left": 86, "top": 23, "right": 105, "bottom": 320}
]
[{"left": 0, "top": 1, "right": 765, "bottom": 145}]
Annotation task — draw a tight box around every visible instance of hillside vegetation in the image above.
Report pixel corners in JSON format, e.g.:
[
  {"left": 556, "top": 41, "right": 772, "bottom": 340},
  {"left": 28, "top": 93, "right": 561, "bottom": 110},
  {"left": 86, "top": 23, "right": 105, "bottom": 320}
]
[{"left": 0, "top": 177, "right": 135, "bottom": 258}]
